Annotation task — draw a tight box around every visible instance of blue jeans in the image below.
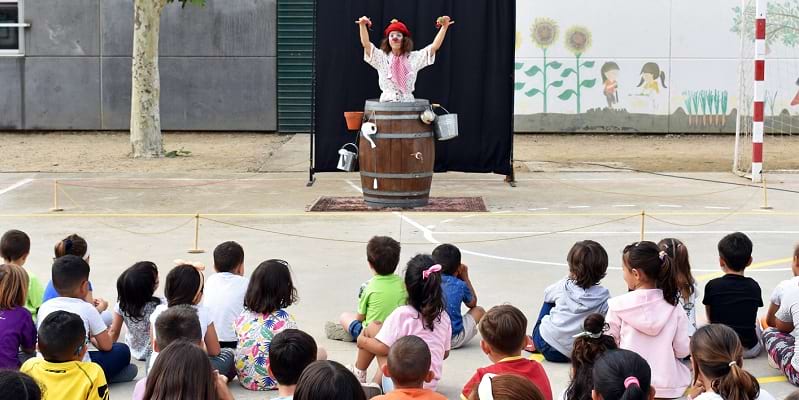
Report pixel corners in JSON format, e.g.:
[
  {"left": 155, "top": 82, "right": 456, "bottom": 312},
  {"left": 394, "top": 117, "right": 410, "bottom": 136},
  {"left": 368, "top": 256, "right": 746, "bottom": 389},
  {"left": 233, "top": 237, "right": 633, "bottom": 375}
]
[
  {"left": 90, "top": 342, "right": 133, "bottom": 380},
  {"left": 531, "top": 302, "right": 570, "bottom": 363}
]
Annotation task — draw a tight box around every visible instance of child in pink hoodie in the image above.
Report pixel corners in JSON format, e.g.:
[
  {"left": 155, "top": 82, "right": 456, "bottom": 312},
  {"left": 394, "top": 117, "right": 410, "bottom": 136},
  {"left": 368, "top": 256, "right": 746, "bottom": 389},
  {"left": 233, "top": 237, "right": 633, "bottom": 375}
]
[{"left": 606, "top": 241, "right": 691, "bottom": 399}]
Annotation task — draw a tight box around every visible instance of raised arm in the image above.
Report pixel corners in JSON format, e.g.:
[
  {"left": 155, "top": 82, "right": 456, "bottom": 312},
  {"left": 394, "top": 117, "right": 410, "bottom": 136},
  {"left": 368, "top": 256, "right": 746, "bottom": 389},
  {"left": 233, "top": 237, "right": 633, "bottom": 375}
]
[
  {"left": 430, "top": 16, "right": 455, "bottom": 55},
  {"left": 356, "top": 16, "right": 372, "bottom": 55}
]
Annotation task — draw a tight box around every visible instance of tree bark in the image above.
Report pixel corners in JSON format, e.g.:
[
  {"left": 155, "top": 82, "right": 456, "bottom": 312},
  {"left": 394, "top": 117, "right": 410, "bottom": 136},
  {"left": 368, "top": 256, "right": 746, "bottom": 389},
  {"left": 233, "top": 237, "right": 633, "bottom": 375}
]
[{"left": 130, "top": 0, "right": 167, "bottom": 158}]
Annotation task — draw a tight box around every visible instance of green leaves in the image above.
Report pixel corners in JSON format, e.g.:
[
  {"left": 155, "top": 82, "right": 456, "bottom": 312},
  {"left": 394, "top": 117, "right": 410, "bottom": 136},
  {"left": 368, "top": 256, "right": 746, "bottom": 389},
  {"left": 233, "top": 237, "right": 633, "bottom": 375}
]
[
  {"left": 525, "top": 65, "right": 542, "bottom": 77},
  {"left": 525, "top": 88, "right": 542, "bottom": 97},
  {"left": 557, "top": 89, "right": 577, "bottom": 100},
  {"left": 560, "top": 68, "right": 575, "bottom": 78},
  {"left": 581, "top": 61, "right": 595, "bottom": 68},
  {"left": 580, "top": 78, "right": 596, "bottom": 88},
  {"left": 547, "top": 61, "right": 563, "bottom": 69},
  {"left": 515, "top": 82, "right": 526, "bottom": 91},
  {"left": 515, "top": 62, "right": 525, "bottom": 70},
  {"left": 548, "top": 80, "right": 564, "bottom": 88}
]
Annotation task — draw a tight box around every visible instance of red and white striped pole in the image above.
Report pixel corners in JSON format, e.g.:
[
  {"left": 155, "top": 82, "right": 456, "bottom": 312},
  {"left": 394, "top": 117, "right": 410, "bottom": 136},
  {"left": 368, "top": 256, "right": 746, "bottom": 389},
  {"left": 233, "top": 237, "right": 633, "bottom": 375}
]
[{"left": 752, "top": 0, "right": 766, "bottom": 182}]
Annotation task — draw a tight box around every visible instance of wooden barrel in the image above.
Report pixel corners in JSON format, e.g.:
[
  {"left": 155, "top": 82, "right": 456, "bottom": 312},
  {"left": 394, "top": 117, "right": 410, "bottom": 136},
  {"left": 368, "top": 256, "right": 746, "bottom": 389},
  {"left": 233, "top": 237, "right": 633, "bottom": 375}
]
[{"left": 359, "top": 99, "right": 434, "bottom": 208}]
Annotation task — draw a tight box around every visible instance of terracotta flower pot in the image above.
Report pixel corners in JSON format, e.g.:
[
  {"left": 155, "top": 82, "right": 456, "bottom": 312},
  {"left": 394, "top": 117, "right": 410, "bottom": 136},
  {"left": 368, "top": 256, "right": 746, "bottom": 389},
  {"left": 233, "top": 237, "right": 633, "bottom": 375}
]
[{"left": 344, "top": 111, "right": 365, "bottom": 131}]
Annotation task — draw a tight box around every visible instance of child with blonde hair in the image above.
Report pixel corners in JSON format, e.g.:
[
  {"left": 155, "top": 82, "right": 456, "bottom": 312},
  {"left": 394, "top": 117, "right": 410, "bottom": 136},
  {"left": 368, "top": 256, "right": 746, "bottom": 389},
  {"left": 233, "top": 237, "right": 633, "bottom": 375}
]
[{"left": 0, "top": 263, "right": 36, "bottom": 369}]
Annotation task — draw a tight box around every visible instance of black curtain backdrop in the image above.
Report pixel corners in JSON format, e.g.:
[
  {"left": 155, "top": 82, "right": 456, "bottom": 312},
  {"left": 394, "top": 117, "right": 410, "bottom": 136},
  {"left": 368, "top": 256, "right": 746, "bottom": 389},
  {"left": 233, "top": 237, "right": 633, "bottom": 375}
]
[{"left": 313, "top": 0, "right": 515, "bottom": 175}]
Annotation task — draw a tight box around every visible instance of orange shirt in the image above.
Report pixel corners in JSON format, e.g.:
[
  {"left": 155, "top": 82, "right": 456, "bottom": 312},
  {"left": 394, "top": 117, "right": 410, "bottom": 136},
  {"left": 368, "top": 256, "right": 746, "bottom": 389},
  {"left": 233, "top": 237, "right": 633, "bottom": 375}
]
[{"left": 374, "top": 388, "right": 448, "bottom": 400}]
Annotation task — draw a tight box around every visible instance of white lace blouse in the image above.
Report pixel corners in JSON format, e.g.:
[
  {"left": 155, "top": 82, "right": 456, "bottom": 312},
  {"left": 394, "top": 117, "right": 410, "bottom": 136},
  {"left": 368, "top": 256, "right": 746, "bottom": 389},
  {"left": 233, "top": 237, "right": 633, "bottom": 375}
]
[{"left": 364, "top": 43, "right": 436, "bottom": 102}]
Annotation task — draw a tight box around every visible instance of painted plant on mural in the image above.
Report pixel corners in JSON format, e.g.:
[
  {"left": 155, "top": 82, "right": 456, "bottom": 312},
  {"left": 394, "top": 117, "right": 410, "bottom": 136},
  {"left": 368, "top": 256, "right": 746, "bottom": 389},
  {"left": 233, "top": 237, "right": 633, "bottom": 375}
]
[
  {"left": 518, "top": 17, "right": 564, "bottom": 113},
  {"left": 558, "top": 26, "right": 596, "bottom": 113}
]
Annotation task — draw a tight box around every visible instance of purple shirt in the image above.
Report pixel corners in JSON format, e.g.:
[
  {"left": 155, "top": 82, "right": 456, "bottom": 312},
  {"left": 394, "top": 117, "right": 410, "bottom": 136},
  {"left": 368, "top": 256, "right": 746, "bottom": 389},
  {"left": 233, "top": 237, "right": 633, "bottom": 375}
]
[{"left": 0, "top": 306, "right": 36, "bottom": 369}]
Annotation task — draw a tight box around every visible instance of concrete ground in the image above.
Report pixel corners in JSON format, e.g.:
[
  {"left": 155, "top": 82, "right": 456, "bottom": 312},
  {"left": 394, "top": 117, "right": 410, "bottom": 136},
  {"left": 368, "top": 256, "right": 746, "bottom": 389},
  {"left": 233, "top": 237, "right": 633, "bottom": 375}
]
[{"left": 1, "top": 169, "right": 798, "bottom": 399}]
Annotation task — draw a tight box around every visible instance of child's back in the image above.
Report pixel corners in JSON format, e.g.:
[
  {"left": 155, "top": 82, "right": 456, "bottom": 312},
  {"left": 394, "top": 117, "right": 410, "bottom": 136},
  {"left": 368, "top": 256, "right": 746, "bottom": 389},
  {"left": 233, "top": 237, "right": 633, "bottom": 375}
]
[
  {"left": 0, "top": 263, "right": 36, "bottom": 369},
  {"left": 204, "top": 241, "right": 248, "bottom": 347},
  {"left": 112, "top": 261, "right": 162, "bottom": 361},
  {"left": 0, "top": 230, "right": 44, "bottom": 320}
]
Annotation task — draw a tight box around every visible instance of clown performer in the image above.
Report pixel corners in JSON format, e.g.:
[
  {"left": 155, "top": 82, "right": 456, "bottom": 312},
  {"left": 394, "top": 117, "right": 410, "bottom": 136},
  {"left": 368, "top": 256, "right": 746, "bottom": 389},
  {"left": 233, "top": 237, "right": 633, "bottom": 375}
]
[{"left": 356, "top": 16, "right": 454, "bottom": 102}]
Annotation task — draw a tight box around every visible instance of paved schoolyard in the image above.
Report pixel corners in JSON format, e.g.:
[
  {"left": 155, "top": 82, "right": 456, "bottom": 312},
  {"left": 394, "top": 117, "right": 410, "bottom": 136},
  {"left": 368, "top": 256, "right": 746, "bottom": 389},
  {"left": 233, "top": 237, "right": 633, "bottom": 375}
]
[{"left": 1, "top": 170, "right": 797, "bottom": 399}]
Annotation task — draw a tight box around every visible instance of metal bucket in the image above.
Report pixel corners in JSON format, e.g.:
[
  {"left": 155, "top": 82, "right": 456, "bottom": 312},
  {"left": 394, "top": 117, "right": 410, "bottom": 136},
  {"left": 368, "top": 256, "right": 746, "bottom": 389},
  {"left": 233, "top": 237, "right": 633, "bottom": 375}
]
[
  {"left": 336, "top": 143, "right": 359, "bottom": 172},
  {"left": 433, "top": 106, "right": 458, "bottom": 141}
]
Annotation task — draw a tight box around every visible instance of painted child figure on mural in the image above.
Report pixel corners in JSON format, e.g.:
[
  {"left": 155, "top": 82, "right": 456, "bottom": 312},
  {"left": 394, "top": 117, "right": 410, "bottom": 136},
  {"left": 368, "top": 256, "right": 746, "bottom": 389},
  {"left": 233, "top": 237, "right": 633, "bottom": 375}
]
[
  {"left": 601, "top": 62, "right": 620, "bottom": 109},
  {"left": 637, "top": 62, "right": 668, "bottom": 112},
  {"left": 356, "top": 16, "right": 454, "bottom": 102}
]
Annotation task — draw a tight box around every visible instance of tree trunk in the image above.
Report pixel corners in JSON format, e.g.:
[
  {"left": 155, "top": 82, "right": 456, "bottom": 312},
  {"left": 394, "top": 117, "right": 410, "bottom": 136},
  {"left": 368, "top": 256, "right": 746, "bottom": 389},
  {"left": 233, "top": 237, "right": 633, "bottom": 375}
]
[{"left": 130, "top": 0, "right": 167, "bottom": 158}]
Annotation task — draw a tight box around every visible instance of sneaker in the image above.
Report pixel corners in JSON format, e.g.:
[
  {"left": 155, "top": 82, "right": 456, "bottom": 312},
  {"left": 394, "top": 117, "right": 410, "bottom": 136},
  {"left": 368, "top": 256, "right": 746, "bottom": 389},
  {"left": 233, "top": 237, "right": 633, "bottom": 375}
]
[
  {"left": 109, "top": 364, "right": 139, "bottom": 383},
  {"left": 325, "top": 321, "right": 354, "bottom": 342},
  {"left": 346, "top": 364, "right": 367, "bottom": 383},
  {"left": 361, "top": 382, "right": 382, "bottom": 398}
]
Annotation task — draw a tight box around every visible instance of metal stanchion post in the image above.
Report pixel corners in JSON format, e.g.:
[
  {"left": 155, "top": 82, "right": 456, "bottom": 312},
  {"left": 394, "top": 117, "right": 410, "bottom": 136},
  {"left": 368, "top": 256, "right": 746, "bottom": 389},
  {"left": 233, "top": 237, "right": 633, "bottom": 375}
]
[
  {"left": 50, "top": 180, "right": 64, "bottom": 212},
  {"left": 188, "top": 214, "right": 205, "bottom": 254},
  {"left": 640, "top": 210, "right": 646, "bottom": 241}
]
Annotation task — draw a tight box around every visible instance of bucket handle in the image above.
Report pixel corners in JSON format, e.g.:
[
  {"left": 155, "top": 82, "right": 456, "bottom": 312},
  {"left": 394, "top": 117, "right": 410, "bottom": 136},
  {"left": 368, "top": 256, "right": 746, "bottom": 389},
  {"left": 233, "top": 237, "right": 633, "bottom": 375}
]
[
  {"left": 432, "top": 104, "right": 450, "bottom": 115},
  {"left": 341, "top": 142, "right": 359, "bottom": 156}
]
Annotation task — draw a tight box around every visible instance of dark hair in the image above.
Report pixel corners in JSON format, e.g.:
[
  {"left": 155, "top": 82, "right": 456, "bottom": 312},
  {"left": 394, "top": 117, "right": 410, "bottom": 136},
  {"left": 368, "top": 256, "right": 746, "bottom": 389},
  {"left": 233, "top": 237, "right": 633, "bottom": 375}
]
[
  {"left": 155, "top": 305, "right": 202, "bottom": 350},
  {"left": 0, "top": 229, "right": 30, "bottom": 262},
  {"left": 269, "top": 329, "right": 318, "bottom": 386},
  {"left": 164, "top": 265, "right": 203, "bottom": 307},
  {"left": 658, "top": 238, "right": 695, "bottom": 302},
  {"left": 691, "top": 324, "right": 760, "bottom": 400},
  {"left": 117, "top": 261, "right": 159, "bottom": 321},
  {"left": 213, "top": 241, "right": 244, "bottom": 273},
  {"left": 379, "top": 36, "right": 414, "bottom": 55},
  {"left": 637, "top": 62, "right": 667, "bottom": 88},
  {"left": 404, "top": 254, "right": 445, "bottom": 331},
  {"left": 718, "top": 232, "right": 753, "bottom": 272},
  {"left": 568, "top": 240, "right": 608, "bottom": 288},
  {"left": 623, "top": 241, "right": 678, "bottom": 306},
  {"left": 387, "top": 335, "right": 431, "bottom": 387},
  {"left": 601, "top": 62, "right": 620, "bottom": 83},
  {"left": 593, "top": 349, "right": 652, "bottom": 400},
  {"left": 468, "top": 374, "right": 545, "bottom": 400},
  {"left": 51, "top": 255, "right": 90, "bottom": 294},
  {"left": 54, "top": 234, "right": 88, "bottom": 259},
  {"left": 294, "top": 360, "right": 367, "bottom": 400},
  {"left": 478, "top": 305, "right": 528, "bottom": 355},
  {"left": 143, "top": 340, "right": 218, "bottom": 400},
  {"left": 566, "top": 313, "right": 618, "bottom": 400},
  {"left": 432, "top": 244, "right": 462, "bottom": 275},
  {"left": 367, "top": 236, "right": 401, "bottom": 275},
  {"left": 244, "top": 260, "right": 297, "bottom": 314},
  {"left": 38, "top": 311, "right": 86, "bottom": 362},
  {"left": 0, "top": 370, "right": 42, "bottom": 400}
]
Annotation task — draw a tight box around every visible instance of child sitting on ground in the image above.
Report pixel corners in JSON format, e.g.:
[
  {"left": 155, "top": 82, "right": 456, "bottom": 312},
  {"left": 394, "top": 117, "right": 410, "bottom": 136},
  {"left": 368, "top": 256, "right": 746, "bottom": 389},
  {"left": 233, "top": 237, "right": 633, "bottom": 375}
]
[
  {"left": 143, "top": 340, "right": 234, "bottom": 400},
  {"left": 133, "top": 305, "right": 203, "bottom": 400},
  {"left": 374, "top": 335, "right": 446, "bottom": 400},
  {"left": 108, "top": 261, "right": 162, "bottom": 361},
  {"left": 269, "top": 329, "right": 321, "bottom": 400},
  {"left": 592, "top": 349, "right": 654, "bottom": 400},
  {"left": 332, "top": 236, "right": 406, "bottom": 342},
  {"left": 658, "top": 238, "right": 698, "bottom": 336},
  {"left": 149, "top": 263, "right": 234, "bottom": 378},
  {"left": 762, "top": 247, "right": 799, "bottom": 386},
  {"left": 0, "top": 370, "right": 41, "bottom": 400},
  {"left": 703, "top": 232, "right": 763, "bottom": 358},
  {"left": 687, "top": 324, "right": 776, "bottom": 400},
  {"left": 0, "top": 230, "right": 45, "bottom": 321},
  {"left": 354, "top": 254, "right": 451, "bottom": 392},
  {"left": 0, "top": 263, "right": 36, "bottom": 369},
  {"left": 22, "top": 311, "right": 109, "bottom": 400},
  {"left": 204, "top": 241, "right": 248, "bottom": 349},
  {"left": 235, "top": 259, "right": 307, "bottom": 391},
  {"left": 432, "top": 244, "right": 485, "bottom": 349},
  {"left": 462, "top": 304, "right": 552, "bottom": 400},
  {"left": 606, "top": 241, "right": 690, "bottom": 398},
  {"left": 528, "top": 240, "right": 610, "bottom": 362},
  {"left": 563, "top": 313, "right": 617, "bottom": 400},
  {"left": 294, "top": 360, "right": 368, "bottom": 400},
  {"left": 467, "top": 374, "right": 545, "bottom": 400},
  {"left": 37, "top": 255, "right": 137, "bottom": 383},
  {"left": 763, "top": 244, "right": 799, "bottom": 330}
]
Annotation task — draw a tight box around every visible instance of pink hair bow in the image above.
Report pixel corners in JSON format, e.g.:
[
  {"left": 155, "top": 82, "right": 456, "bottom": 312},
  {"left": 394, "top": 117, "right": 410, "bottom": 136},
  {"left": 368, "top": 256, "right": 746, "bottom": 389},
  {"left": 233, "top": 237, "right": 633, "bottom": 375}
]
[{"left": 423, "top": 264, "right": 442, "bottom": 280}]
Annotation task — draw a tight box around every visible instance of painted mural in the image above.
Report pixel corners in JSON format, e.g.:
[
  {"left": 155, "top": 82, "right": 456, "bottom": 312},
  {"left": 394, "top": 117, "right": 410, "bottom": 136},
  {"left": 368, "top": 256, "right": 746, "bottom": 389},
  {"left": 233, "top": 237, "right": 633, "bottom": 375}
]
[{"left": 513, "top": 0, "right": 799, "bottom": 133}]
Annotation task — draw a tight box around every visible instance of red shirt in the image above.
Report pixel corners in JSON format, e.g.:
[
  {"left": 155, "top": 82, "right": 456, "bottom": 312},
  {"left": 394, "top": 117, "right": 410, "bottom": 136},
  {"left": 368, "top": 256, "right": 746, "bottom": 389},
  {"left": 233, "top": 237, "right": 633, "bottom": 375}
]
[
  {"left": 374, "top": 388, "right": 447, "bottom": 400},
  {"left": 461, "top": 356, "right": 553, "bottom": 400}
]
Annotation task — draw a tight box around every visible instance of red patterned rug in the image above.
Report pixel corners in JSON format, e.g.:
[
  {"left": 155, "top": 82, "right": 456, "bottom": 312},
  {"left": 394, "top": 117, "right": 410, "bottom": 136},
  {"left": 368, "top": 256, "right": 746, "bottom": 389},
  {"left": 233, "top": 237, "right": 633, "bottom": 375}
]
[{"left": 307, "top": 196, "right": 487, "bottom": 212}]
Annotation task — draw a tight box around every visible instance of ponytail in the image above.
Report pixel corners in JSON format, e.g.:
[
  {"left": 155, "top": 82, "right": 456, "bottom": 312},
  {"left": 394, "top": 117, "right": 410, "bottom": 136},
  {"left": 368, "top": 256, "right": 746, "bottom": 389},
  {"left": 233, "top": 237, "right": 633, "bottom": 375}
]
[
  {"left": 623, "top": 241, "right": 679, "bottom": 306},
  {"left": 54, "top": 234, "right": 88, "bottom": 259},
  {"left": 691, "top": 324, "right": 760, "bottom": 400},
  {"left": 567, "top": 314, "right": 618, "bottom": 400},
  {"left": 619, "top": 377, "right": 646, "bottom": 400},
  {"left": 659, "top": 71, "right": 667, "bottom": 88},
  {"left": 593, "top": 349, "right": 651, "bottom": 400},
  {"left": 405, "top": 254, "right": 445, "bottom": 331},
  {"left": 658, "top": 238, "right": 695, "bottom": 302}
]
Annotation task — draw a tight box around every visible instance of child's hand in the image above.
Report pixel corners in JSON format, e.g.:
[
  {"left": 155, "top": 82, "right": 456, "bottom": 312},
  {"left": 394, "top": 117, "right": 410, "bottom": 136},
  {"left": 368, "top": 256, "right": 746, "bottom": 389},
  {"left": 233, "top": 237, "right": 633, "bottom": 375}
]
[
  {"left": 457, "top": 264, "right": 470, "bottom": 280},
  {"left": 213, "top": 371, "right": 234, "bottom": 400},
  {"left": 686, "top": 380, "right": 705, "bottom": 399},
  {"left": 94, "top": 298, "right": 108, "bottom": 312}
]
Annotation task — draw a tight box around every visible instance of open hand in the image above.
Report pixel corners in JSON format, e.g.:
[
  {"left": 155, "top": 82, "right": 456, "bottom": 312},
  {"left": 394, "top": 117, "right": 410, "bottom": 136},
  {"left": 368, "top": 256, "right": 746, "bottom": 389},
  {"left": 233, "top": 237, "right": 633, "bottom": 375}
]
[
  {"left": 94, "top": 298, "right": 109, "bottom": 312},
  {"left": 355, "top": 16, "right": 372, "bottom": 28},
  {"left": 436, "top": 16, "right": 455, "bottom": 28}
]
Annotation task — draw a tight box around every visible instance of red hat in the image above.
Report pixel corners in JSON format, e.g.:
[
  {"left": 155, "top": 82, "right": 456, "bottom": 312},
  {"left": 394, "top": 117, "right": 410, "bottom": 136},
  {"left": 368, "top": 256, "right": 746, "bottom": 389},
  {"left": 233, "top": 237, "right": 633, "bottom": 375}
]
[{"left": 384, "top": 19, "right": 411, "bottom": 38}]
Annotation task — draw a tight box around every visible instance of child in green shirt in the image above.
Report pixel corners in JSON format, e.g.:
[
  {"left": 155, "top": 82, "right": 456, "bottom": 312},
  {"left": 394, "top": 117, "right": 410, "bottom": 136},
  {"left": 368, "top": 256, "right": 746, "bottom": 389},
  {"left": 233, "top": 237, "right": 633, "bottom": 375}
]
[{"left": 1, "top": 230, "right": 45, "bottom": 321}]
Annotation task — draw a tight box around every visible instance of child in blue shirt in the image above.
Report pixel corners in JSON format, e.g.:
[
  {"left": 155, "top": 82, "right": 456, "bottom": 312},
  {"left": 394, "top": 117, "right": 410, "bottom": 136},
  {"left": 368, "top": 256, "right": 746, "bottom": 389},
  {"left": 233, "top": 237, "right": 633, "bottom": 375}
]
[{"left": 432, "top": 244, "right": 484, "bottom": 349}]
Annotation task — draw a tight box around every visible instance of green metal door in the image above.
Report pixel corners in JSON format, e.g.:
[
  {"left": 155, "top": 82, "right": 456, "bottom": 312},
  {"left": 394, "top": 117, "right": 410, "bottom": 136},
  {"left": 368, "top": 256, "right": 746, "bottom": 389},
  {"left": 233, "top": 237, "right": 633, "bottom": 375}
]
[{"left": 277, "top": 0, "right": 315, "bottom": 133}]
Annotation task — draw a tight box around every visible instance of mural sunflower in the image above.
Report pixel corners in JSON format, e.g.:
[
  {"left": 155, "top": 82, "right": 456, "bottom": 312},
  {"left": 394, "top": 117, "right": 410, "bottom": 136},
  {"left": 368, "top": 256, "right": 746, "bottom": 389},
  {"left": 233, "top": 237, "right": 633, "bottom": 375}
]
[
  {"left": 531, "top": 17, "right": 559, "bottom": 49},
  {"left": 558, "top": 26, "right": 596, "bottom": 113},
  {"left": 515, "top": 31, "right": 522, "bottom": 50},
  {"left": 564, "top": 26, "right": 592, "bottom": 56},
  {"left": 521, "top": 17, "right": 563, "bottom": 112}
]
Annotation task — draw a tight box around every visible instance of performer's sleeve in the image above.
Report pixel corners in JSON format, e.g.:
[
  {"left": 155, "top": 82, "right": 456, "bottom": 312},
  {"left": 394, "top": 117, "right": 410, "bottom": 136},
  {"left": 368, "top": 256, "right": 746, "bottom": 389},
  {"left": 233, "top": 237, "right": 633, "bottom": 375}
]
[
  {"left": 410, "top": 45, "right": 436, "bottom": 72},
  {"left": 364, "top": 43, "right": 384, "bottom": 69}
]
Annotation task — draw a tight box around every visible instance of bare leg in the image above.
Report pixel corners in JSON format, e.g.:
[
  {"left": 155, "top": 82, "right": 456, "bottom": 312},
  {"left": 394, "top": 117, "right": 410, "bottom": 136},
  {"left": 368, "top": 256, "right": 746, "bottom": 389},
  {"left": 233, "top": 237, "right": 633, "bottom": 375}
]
[
  {"left": 355, "top": 321, "right": 383, "bottom": 371},
  {"left": 340, "top": 312, "right": 360, "bottom": 331}
]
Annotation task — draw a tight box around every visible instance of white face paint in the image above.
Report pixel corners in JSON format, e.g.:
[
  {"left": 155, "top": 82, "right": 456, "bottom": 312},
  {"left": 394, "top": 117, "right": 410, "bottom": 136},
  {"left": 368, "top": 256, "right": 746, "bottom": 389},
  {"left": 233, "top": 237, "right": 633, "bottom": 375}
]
[{"left": 388, "top": 31, "right": 404, "bottom": 49}]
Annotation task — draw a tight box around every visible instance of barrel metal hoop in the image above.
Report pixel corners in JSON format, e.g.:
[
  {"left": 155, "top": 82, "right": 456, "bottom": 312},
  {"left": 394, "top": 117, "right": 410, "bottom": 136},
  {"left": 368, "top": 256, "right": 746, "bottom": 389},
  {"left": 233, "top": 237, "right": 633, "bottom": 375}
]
[
  {"left": 365, "top": 99, "right": 430, "bottom": 112},
  {"left": 362, "top": 189, "right": 430, "bottom": 197},
  {"left": 360, "top": 171, "right": 433, "bottom": 179},
  {"left": 363, "top": 197, "right": 430, "bottom": 208},
  {"left": 371, "top": 114, "right": 420, "bottom": 120},
  {"left": 372, "top": 132, "right": 432, "bottom": 139}
]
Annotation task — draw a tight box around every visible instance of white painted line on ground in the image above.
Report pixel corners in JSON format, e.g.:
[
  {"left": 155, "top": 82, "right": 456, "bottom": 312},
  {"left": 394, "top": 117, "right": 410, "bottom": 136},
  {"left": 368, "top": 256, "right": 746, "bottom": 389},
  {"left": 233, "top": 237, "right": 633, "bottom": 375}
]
[
  {"left": 344, "top": 180, "right": 363, "bottom": 194},
  {"left": 431, "top": 230, "right": 799, "bottom": 235},
  {"left": 658, "top": 204, "right": 683, "bottom": 208},
  {"left": 568, "top": 205, "right": 591, "bottom": 209},
  {"left": 527, "top": 208, "right": 549, "bottom": 211},
  {"left": 426, "top": 225, "right": 436, "bottom": 230},
  {"left": 493, "top": 210, "right": 513, "bottom": 214},
  {"left": 0, "top": 178, "right": 33, "bottom": 196},
  {"left": 705, "top": 206, "right": 732, "bottom": 210},
  {"left": 612, "top": 204, "right": 637, "bottom": 208},
  {"left": 441, "top": 219, "right": 454, "bottom": 224}
]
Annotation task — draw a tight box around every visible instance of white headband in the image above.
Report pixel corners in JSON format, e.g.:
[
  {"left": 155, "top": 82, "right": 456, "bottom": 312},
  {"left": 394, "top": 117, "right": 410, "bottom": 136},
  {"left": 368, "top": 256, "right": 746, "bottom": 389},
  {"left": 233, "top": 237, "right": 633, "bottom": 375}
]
[{"left": 477, "top": 373, "right": 497, "bottom": 400}]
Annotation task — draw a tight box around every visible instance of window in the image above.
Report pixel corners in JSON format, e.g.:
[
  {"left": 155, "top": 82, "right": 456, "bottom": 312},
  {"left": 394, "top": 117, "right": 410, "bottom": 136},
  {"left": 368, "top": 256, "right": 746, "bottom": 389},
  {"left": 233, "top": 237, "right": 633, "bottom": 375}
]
[{"left": 0, "top": 0, "right": 27, "bottom": 55}]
